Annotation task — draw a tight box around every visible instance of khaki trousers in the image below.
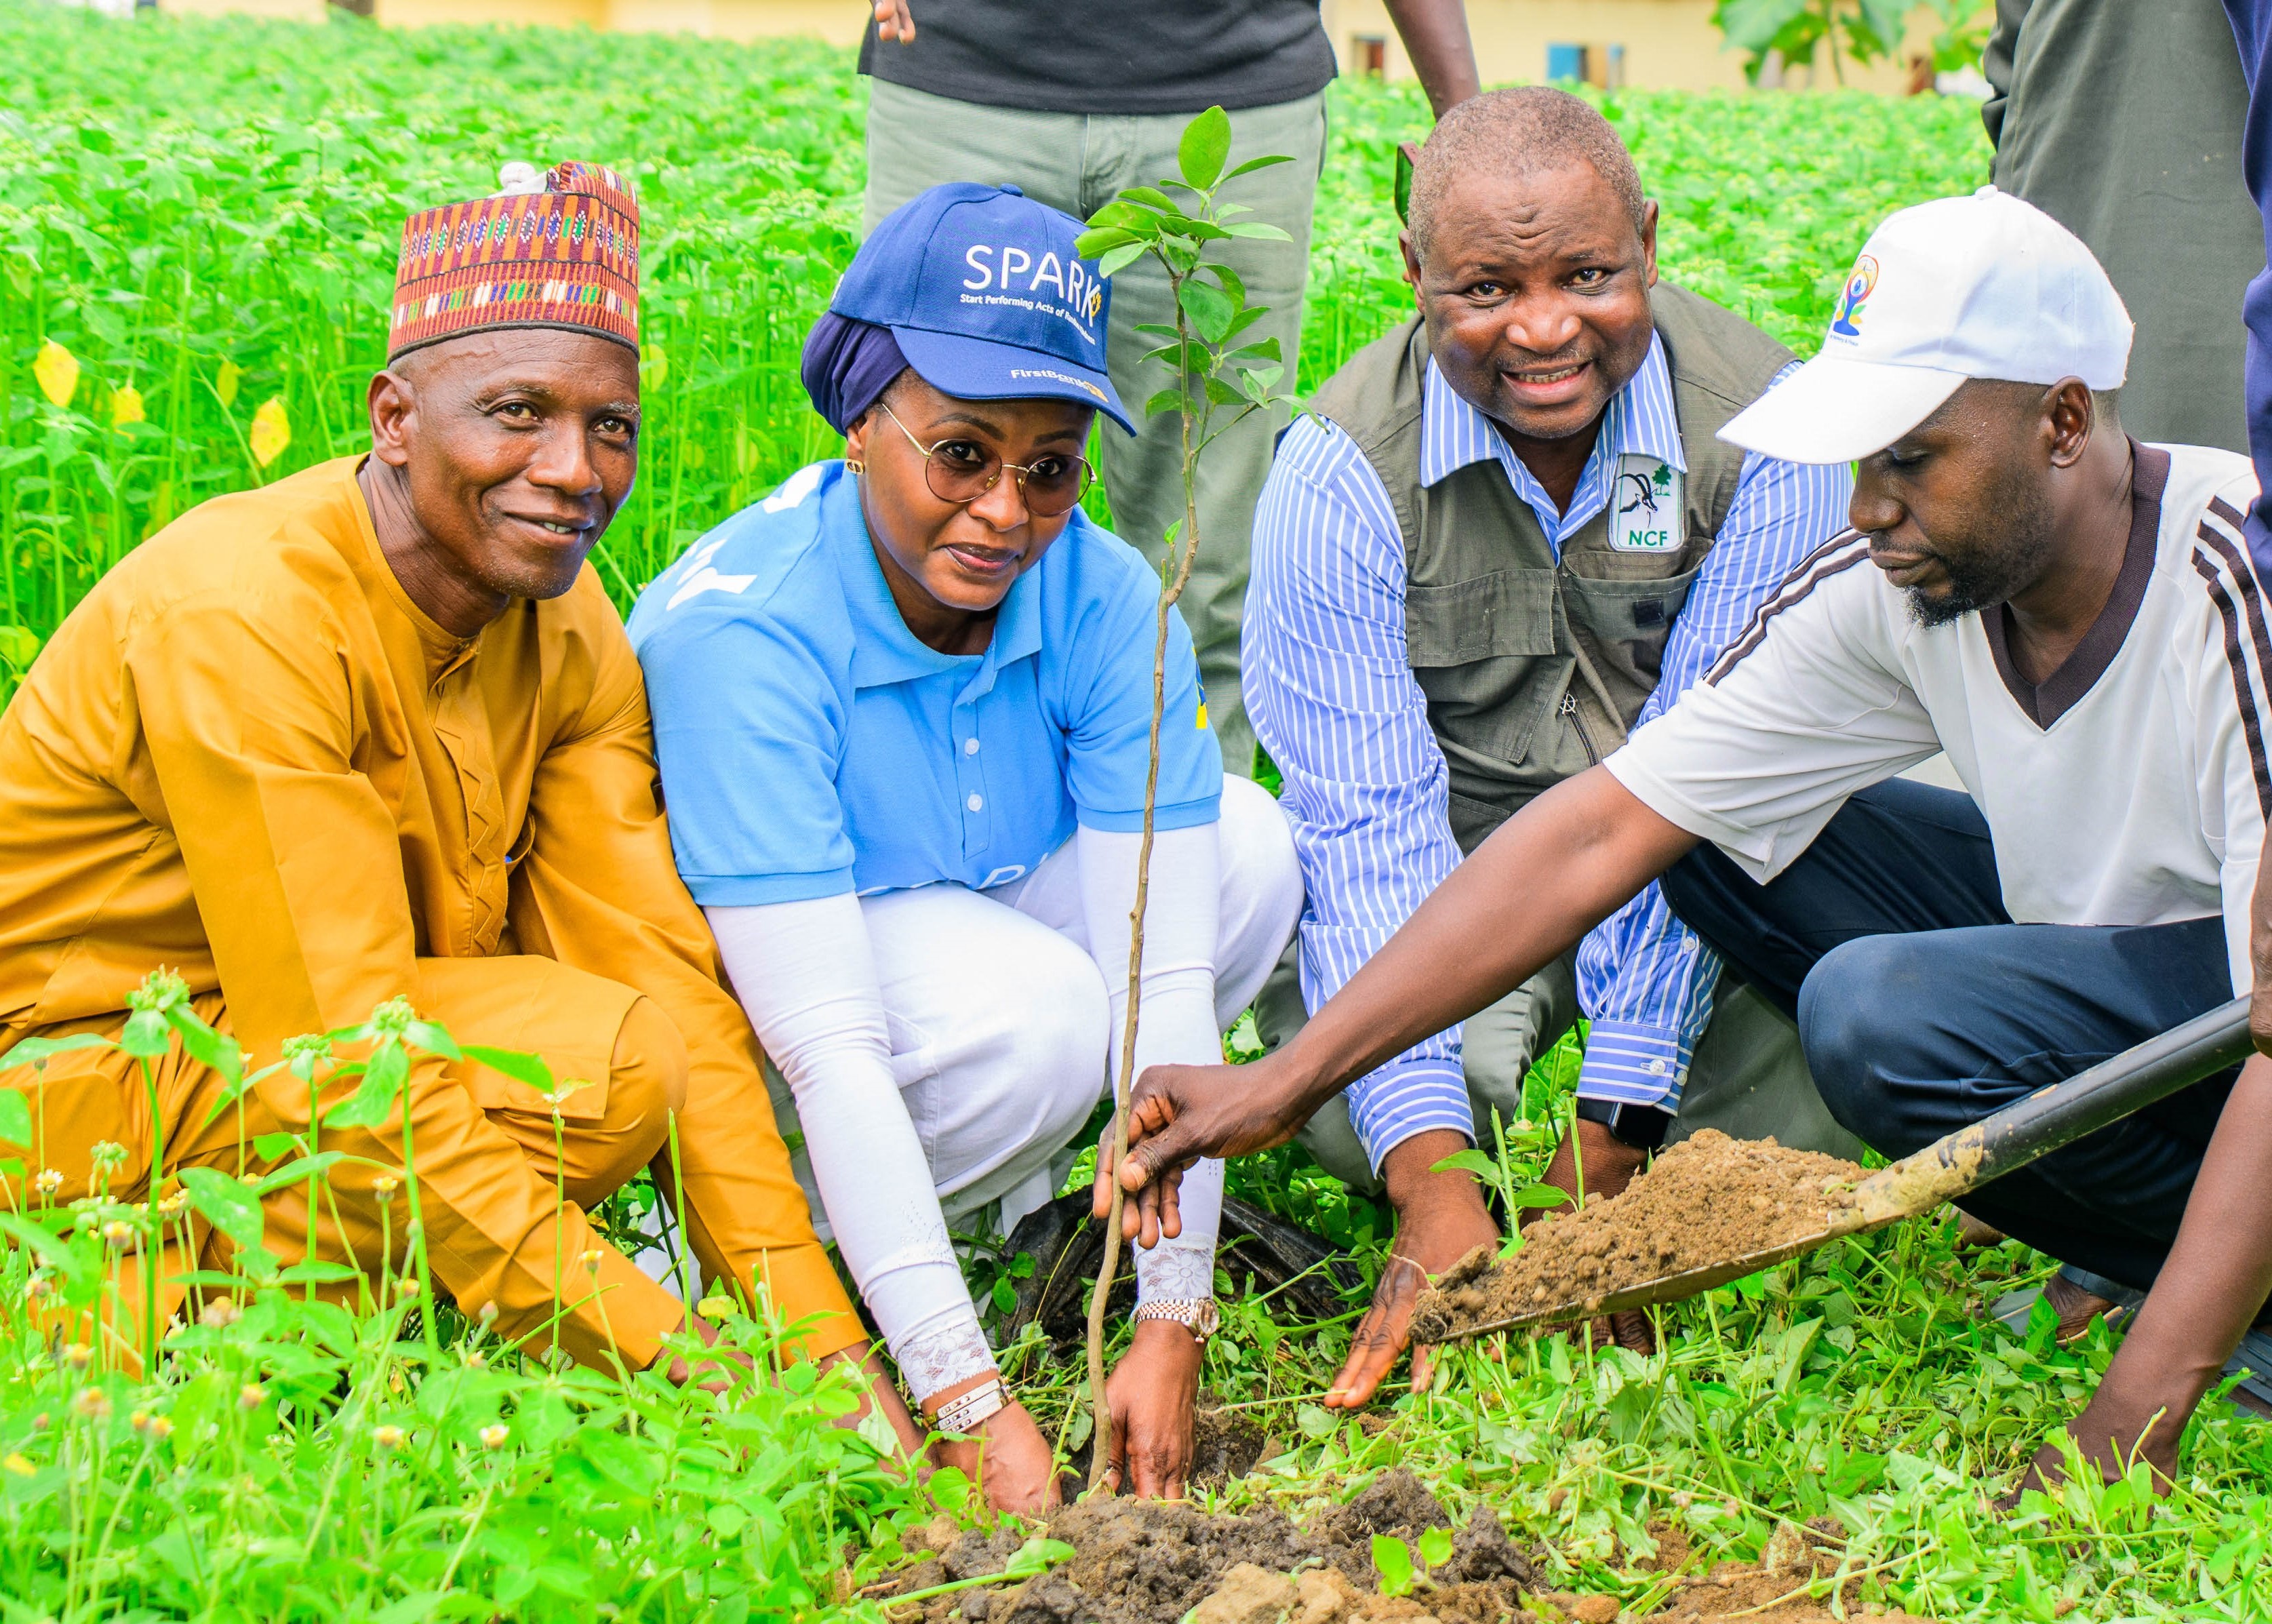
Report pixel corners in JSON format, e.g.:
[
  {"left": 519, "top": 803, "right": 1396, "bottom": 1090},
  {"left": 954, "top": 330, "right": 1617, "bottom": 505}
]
[
  {"left": 0, "top": 955, "right": 856, "bottom": 1372},
  {"left": 862, "top": 79, "right": 1330, "bottom": 776}
]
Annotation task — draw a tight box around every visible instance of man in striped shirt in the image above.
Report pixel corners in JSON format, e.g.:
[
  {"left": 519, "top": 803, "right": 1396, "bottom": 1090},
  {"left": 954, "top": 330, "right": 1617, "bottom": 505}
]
[
  {"left": 1244, "top": 88, "right": 1851, "bottom": 1400},
  {"left": 1109, "top": 190, "right": 2272, "bottom": 1485}
]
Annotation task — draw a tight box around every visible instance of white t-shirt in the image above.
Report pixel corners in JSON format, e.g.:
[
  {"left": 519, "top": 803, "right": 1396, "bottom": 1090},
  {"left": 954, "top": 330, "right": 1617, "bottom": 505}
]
[{"left": 1606, "top": 441, "right": 2267, "bottom": 995}]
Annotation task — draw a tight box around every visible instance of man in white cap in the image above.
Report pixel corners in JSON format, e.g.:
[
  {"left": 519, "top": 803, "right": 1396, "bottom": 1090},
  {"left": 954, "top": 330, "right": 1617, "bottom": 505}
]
[{"left": 1097, "top": 188, "right": 2272, "bottom": 1488}]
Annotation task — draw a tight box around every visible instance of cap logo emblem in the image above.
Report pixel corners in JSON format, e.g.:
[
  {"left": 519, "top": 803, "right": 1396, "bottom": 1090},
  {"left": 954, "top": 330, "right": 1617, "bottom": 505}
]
[{"left": 1829, "top": 254, "right": 1879, "bottom": 339}]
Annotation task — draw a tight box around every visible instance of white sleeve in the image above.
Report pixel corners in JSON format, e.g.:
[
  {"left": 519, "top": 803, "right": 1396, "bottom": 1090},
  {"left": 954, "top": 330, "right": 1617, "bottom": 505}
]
[
  {"left": 706, "top": 897, "right": 994, "bottom": 1402},
  {"left": 2188, "top": 556, "right": 2270, "bottom": 997},
  {"left": 1075, "top": 820, "right": 1225, "bottom": 1304},
  {"left": 1606, "top": 540, "right": 1940, "bottom": 884}
]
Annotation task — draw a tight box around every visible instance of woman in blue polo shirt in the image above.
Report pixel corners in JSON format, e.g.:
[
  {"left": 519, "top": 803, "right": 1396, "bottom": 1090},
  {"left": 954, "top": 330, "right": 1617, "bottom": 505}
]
[{"left": 629, "top": 183, "right": 1300, "bottom": 1511}]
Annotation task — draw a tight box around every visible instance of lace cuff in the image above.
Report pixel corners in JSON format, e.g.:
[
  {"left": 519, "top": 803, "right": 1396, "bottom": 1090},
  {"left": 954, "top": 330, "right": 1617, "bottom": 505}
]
[
  {"left": 1134, "top": 1239, "right": 1217, "bottom": 1308},
  {"left": 892, "top": 1313, "right": 996, "bottom": 1406}
]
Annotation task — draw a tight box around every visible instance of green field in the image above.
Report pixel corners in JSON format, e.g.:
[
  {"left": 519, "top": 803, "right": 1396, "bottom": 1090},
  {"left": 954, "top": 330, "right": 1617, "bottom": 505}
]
[{"left": 5, "top": 4, "right": 2270, "bottom": 1621}]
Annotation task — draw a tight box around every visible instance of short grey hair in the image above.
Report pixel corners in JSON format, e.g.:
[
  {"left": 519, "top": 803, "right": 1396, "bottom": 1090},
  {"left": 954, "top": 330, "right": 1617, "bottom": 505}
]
[{"left": 1408, "top": 87, "right": 1648, "bottom": 262}]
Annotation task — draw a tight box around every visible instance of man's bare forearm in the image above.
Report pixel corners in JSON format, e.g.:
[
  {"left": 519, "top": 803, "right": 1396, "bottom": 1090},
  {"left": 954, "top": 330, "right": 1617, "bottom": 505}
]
[
  {"left": 2074, "top": 1054, "right": 2272, "bottom": 1467},
  {"left": 1384, "top": 0, "right": 1481, "bottom": 117},
  {"left": 1274, "top": 766, "right": 1696, "bottom": 1120}
]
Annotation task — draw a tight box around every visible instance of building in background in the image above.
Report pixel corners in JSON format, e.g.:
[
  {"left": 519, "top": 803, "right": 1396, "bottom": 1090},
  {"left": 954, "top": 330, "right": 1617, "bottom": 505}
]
[{"left": 142, "top": 0, "right": 1958, "bottom": 96}]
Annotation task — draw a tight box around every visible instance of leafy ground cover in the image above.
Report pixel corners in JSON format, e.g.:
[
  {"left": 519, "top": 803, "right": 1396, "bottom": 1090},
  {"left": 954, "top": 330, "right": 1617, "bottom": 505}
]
[{"left": 6, "top": 5, "right": 2269, "bottom": 1620}]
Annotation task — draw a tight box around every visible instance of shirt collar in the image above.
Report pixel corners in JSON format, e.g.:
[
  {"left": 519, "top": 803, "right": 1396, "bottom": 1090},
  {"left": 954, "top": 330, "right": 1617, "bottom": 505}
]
[
  {"left": 824, "top": 462, "right": 1045, "bottom": 690},
  {"left": 1418, "top": 333, "right": 1686, "bottom": 490}
]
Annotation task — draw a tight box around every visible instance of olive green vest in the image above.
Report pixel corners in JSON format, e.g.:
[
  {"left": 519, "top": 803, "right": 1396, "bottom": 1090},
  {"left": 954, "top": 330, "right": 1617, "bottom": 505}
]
[{"left": 1311, "top": 283, "right": 1793, "bottom": 851}]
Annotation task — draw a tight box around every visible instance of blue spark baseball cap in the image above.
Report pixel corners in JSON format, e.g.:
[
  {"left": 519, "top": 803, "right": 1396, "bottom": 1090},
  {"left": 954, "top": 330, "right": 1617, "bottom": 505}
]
[{"left": 833, "top": 182, "right": 1134, "bottom": 433}]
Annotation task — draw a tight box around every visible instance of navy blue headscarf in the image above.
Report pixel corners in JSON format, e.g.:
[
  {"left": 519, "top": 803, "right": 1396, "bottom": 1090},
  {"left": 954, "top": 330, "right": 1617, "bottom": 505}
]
[{"left": 799, "top": 312, "right": 910, "bottom": 435}]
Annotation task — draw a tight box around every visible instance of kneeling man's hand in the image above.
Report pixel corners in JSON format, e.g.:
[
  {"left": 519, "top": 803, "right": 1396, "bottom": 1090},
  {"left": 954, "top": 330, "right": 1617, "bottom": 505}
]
[
  {"left": 1102, "top": 1320, "right": 1204, "bottom": 1499},
  {"left": 1095, "top": 1052, "right": 1317, "bottom": 1242}
]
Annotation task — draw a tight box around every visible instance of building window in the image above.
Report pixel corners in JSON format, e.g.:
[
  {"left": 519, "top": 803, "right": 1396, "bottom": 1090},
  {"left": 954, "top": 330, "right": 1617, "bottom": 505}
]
[
  {"left": 1546, "top": 43, "right": 1589, "bottom": 84},
  {"left": 1351, "top": 34, "right": 1387, "bottom": 77}
]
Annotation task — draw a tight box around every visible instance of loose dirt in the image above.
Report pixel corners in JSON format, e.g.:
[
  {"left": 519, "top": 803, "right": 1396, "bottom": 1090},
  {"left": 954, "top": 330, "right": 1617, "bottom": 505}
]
[
  {"left": 871, "top": 1473, "right": 1938, "bottom": 1624},
  {"left": 1410, "top": 1132, "right": 1865, "bottom": 1342}
]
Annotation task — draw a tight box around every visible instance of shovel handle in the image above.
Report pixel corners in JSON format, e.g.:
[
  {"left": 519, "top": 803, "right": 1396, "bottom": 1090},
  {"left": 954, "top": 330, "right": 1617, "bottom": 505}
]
[{"left": 1848, "top": 995, "right": 2257, "bottom": 1225}]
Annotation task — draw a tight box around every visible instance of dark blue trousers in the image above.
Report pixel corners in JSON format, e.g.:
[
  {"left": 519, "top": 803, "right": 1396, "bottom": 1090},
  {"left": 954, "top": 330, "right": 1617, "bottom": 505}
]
[{"left": 1660, "top": 780, "right": 2241, "bottom": 1299}]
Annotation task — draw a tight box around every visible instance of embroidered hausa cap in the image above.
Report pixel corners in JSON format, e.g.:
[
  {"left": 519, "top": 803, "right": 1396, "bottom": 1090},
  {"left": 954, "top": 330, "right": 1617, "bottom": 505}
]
[
  {"left": 829, "top": 182, "right": 1134, "bottom": 432},
  {"left": 1719, "top": 186, "right": 2133, "bottom": 465},
  {"left": 388, "top": 160, "right": 639, "bottom": 361}
]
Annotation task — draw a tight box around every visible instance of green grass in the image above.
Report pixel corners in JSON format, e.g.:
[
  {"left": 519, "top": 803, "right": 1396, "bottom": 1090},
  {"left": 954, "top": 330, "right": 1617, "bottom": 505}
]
[{"left": 7, "top": 5, "right": 2268, "bottom": 1620}]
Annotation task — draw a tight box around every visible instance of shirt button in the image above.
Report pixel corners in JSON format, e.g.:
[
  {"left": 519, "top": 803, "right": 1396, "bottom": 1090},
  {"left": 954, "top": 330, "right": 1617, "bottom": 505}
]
[
  {"left": 964, "top": 737, "right": 980, "bottom": 756},
  {"left": 967, "top": 793, "right": 984, "bottom": 812},
  {"left": 1648, "top": 1058, "right": 1669, "bottom": 1076}
]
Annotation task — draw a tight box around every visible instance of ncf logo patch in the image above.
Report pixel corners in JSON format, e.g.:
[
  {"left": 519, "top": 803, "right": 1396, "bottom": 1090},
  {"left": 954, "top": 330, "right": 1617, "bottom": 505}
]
[{"left": 1829, "top": 254, "right": 1879, "bottom": 339}]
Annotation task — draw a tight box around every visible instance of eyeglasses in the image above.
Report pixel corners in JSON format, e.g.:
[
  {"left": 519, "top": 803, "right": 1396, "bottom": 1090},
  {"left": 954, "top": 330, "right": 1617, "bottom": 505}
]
[{"left": 876, "top": 402, "right": 1094, "bottom": 517}]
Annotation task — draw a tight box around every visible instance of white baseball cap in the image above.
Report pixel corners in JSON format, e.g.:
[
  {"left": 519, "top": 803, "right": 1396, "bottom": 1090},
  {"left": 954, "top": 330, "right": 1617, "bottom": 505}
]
[{"left": 1719, "top": 187, "right": 2133, "bottom": 465}]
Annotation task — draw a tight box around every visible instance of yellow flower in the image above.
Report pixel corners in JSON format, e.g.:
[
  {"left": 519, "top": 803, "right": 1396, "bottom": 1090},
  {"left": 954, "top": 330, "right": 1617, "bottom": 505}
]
[
  {"left": 62, "top": 1343, "right": 92, "bottom": 1372},
  {"left": 248, "top": 397, "right": 290, "bottom": 469},
  {"left": 579, "top": 1247, "right": 605, "bottom": 1275},
  {"left": 372, "top": 1424, "right": 406, "bottom": 1451},
  {"left": 696, "top": 1294, "right": 737, "bottom": 1322},
  {"left": 216, "top": 359, "right": 241, "bottom": 410},
  {"left": 130, "top": 1410, "right": 173, "bottom": 1442},
  {"left": 393, "top": 1277, "right": 420, "bottom": 1302},
  {"left": 71, "top": 1387, "right": 110, "bottom": 1421},
  {"left": 33, "top": 340, "right": 77, "bottom": 408},
  {"left": 33, "top": 1168, "right": 64, "bottom": 1197},
  {"left": 102, "top": 1221, "right": 134, "bottom": 1248},
  {"left": 1, "top": 1453, "right": 33, "bottom": 1477},
  {"left": 199, "top": 1298, "right": 243, "bottom": 1329},
  {"left": 479, "top": 1423, "right": 509, "bottom": 1450},
  {"left": 109, "top": 385, "right": 144, "bottom": 429},
  {"left": 238, "top": 1383, "right": 265, "bottom": 1412}
]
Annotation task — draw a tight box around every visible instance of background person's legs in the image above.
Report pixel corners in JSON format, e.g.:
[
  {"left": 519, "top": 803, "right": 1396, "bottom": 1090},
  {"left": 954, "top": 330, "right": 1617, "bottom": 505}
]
[{"left": 1079, "top": 96, "right": 1326, "bottom": 776}]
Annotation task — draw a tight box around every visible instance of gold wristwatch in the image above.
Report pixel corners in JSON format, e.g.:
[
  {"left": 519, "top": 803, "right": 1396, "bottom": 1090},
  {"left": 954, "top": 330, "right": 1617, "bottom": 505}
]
[{"left": 1132, "top": 1297, "right": 1220, "bottom": 1342}]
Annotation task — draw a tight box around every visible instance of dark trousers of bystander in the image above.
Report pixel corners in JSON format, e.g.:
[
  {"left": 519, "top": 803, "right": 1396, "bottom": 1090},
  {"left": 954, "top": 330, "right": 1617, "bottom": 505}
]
[{"left": 1658, "top": 778, "right": 2251, "bottom": 1305}]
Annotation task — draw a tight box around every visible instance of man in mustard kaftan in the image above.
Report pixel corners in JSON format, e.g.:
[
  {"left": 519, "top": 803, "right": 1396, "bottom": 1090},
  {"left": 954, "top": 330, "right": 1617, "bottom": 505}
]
[{"left": 0, "top": 163, "right": 865, "bottom": 1383}]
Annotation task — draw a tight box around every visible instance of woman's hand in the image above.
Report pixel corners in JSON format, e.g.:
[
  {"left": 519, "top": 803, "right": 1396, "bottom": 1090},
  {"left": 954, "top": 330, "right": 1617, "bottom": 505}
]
[
  {"left": 930, "top": 1398, "right": 1060, "bottom": 1515},
  {"left": 1102, "top": 1320, "right": 1203, "bottom": 1498}
]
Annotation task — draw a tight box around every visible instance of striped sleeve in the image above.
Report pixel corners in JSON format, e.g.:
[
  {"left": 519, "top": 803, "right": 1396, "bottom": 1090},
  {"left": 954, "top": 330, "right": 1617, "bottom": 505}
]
[
  {"left": 1245, "top": 414, "right": 1473, "bottom": 1169},
  {"left": 1572, "top": 417, "right": 1854, "bottom": 1110},
  {"left": 2189, "top": 493, "right": 2272, "bottom": 995}
]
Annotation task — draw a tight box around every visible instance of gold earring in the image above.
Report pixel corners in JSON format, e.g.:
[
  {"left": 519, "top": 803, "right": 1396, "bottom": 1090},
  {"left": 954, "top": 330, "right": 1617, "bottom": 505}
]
[{"left": 845, "top": 457, "right": 866, "bottom": 475}]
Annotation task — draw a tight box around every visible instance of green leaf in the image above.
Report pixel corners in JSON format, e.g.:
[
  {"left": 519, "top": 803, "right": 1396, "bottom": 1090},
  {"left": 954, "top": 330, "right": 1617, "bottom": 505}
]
[
  {"left": 1005, "top": 1537, "right": 1077, "bottom": 1579},
  {"left": 1713, "top": 0, "right": 1812, "bottom": 52},
  {"left": 990, "top": 1276, "right": 1016, "bottom": 1312},
  {"left": 1144, "top": 387, "right": 1187, "bottom": 419},
  {"left": 1176, "top": 106, "right": 1232, "bottom": 191},
  {"left": 1417, "top": 1526, "right": 1454, "bottom": 1571},
  {"left": 403, "top": 1019, "right": 460, "bottom": 1061},
  {"left": 251, "top": 1152, "right": 345, "bottom": 1195},
  {"left": 325, "top": 1040, "right": 409, "bottom": 1130},
  {"left": 1511, "top": 1183, "right": 1573, "bottom": 1210},
  {"left": 1222, "top": 222, "right": 1294, "bottom": 241},
  {"left": 1207, "top": 261, "right": 1246, "bottom": 308},
  {"left": 179, "top": 1165, "right": 264, "bottom": 1250},
  {"left": 275, "top": 1258, "right": 361, "bottom": 1284},
  {"left": 1203, "top": 376, "right": 1245, "bottom": 408},
  {"left": 1119, "top": 186, "right": 1179, "bottom": 214},
  {"left": 1073, "top": 226, "right": 1139, "bottom": 260},
  {"left": 0, "top": 1031, "right": 111, "bottom": 1075},
  {"left": 1431, "top": 1148, "right": 1500, "bottom": 1178},
  {"left": 1372, "top": 1534, "right": 1415, "bottom": 1598},
  {"left": 165, "top": 1006, "right": 242, "bottom": 1085},
  {"left": 253, "top": 1132, "right": 298, "bottom": 1163},
  {"left": 1296, "top": 1402, "right": 1335, "bottom": 1440},
  {"left": 1223, "top": 153, "right": 1294, "bottom": 180},
  {"left": 120, "top": 1007, "right": 172, "bottom": 1059},
  {"left": 0, "top": 1088, "right": 28, "bottom": 1149},
  {"left": 463, "top": 1044, "right": 555, "bottom": 1094},
  {"left": 0, "top": 1211, "right": 77, "bottom": 1271},
  {"left": 1096, "top": 242, "right": 1147, "bottom": 279},
  {"left": 1084, "top": 201, "right": 1148, "bottom": 231},
  {"left": 1177, "top": 279, "right": 1236, "bottom": 344}
]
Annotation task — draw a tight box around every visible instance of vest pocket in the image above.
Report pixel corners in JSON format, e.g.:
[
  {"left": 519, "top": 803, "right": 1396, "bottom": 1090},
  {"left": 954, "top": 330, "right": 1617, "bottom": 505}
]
[
  {"left": 1559, "top": 565, "right": 1702, "bottom": 643},
  {"left": 1405, "top": 568, "right": 1559, "bottom": 663}
]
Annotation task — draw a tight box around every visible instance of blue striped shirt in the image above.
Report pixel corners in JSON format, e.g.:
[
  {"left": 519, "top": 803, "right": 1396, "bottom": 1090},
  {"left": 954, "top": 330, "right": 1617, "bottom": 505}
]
[{"left": 1247, "top": 339, "right": 1851, "bottom": 1166}]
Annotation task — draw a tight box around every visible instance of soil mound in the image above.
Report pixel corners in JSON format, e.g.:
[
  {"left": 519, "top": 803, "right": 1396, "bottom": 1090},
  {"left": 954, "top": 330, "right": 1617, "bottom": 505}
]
[{"left": 1411, "top": 1132, "right": 1864, "bottom": 1342}]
